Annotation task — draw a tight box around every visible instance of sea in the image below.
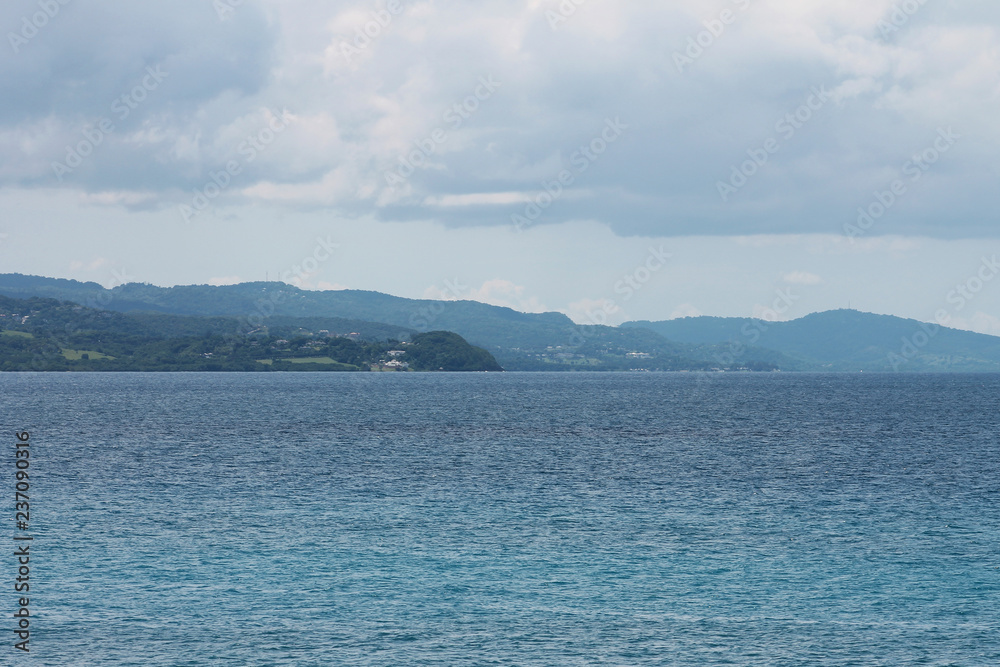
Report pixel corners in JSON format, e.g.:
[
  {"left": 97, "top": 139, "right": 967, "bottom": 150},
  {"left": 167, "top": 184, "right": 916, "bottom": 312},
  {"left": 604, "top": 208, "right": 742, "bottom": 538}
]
[{"left": 2, "top": 372, "right": 998, "bottom": 666}]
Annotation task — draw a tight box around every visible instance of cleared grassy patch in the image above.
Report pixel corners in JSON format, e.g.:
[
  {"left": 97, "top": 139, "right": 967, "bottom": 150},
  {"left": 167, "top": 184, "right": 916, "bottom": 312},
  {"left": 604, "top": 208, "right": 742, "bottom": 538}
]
[
  {"left": 0, "top": 330, "right": 33, "bottom": 338},
  {"left": 62, "top": 349, "right": 115, "bottom": 361},
  {"left": 256, "top": 359, "right": 274, "bottom": 365}
]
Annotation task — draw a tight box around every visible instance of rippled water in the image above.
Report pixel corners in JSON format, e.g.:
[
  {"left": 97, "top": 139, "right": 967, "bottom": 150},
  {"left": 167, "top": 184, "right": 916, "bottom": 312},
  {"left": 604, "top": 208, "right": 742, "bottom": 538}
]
[{"left": 3, "top": 372, "right": 999, "bottom": 665}]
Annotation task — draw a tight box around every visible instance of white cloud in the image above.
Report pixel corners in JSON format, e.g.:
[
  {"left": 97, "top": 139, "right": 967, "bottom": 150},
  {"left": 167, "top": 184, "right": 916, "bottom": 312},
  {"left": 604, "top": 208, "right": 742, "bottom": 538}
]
[
  {"left": 3, "top": 1, "right": 1000, "bottom": 331},
  {"left": 316, "top": 281, "right": 349, "bottom": 291},
  {"left": 948, "top": 312, "right": 1000, "bottom": 337},
  {"left": 78, "top": 191, "right": 158, "bottom": 208},
  {"left": 207, "top": 276, "right": 242, "bottom": 286},
  {"left": 69, "top": 258, "right": 108, "bottom": 272},
  {"left": 566, "top": 297, "right": 618, "bottom": 325},
  {"left": 0, "top": 0, "right": 995, "bottom": 238},
  {"left": 752, "top": 302, "right": 793, "bottom": 322},
  {"left": 424, "top": 192, "right": 532, "bottom": 207},
  {"left": 423, "top": 278, "right": 548, "bottom": 313},
  {"left": 468, "top": 279, "right": 547, "bottom": 313},
  {"left": 670, "top": 304, "right": 704, "bottom": 319}
]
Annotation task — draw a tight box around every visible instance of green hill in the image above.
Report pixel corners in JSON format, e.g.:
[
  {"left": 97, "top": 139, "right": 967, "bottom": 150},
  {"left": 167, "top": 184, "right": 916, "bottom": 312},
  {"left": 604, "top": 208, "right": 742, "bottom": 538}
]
[
  {"left": 6, "top": 275, "right": 999, "bottom": 372},
  {"left": 623, "top": 310, "right": 1000, "bottom": 372},
  {"left": 0, "top": 274, "right": 575, "bottom": 349},
  {"left": 405, "top": 331, "right": 504, "bottom": 372},
  {"left": 0, "top": 274, "right": 787, "bottom": 371},
  {"left": 0, "top": 294, "right": 501, "bottom": 372}
]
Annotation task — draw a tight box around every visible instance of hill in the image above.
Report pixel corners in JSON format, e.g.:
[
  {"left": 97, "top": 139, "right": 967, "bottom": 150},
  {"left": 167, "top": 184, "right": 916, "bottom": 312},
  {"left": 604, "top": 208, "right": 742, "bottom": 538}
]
[
  {"left": 0, "top": 274, "right": 790, "bottom": 371},
  {"left": 406, "top": 331, "right": 504, "bottom": 372},
  {"left": 0, "top": 274, "right": 574, "bottom": 348},
  {"left": 8, "top": 274, "right": 999, "bottom": 372},
  {"left": 623, "top": 310, "right": 1000, "bottom": 372},
  {"left": 0, "top": 294, "right": 501, "bottom": 372}
]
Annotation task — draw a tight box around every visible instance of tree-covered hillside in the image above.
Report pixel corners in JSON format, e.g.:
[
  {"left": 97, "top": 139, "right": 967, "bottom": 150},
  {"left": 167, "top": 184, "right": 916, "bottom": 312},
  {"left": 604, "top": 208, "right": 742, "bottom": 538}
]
[
  {"left": 624, "top": 310, "right": 1000, "bottom": 372},
  {"left": 10, "top": 274, "right": 999, "bottom": 372},
  {"left": 405, "top": 332, "right": 504, "bottom": 372},
  {"left": 0, "top": 295, "right": 502, "bottom": 372},
  {"left": 0, "top": 274, "right": 791, "bottom": 371}
]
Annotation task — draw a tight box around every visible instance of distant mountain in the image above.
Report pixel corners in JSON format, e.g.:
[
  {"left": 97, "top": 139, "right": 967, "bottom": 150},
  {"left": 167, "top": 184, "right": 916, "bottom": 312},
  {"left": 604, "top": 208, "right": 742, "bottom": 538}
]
[
  {"left": 623, "top": 310, "right": 1000, "bottom": 372},
  {"left": 6, "top": 274, "right": 998, "bottom": 372},
  {"left": 0, "top": 274, "right": 790, "bottom": 371},
  {"left": 0, "top": 273, "right": 576, "bottom": 348},
  {"left": 0, "top": 294, "right": 501, "bottom": 372}
]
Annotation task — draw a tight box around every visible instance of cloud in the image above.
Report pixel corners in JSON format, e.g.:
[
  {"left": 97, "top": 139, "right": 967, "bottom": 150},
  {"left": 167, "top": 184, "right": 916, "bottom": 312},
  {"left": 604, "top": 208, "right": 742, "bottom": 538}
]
[
  {"left": 68, "top": 257, "right": 108, "bottom": 272},
  {"left": 423, "top": 278, "right": 546, "bottom": 313},
  {"left": 566, "top": 297, "right": 618, "bottom": 325},
  {"left": 752, "top": 302, "right": 793, "bottom": 322},
  {"left": 0, "top": 0, "right": 277, "bottom": 191},
  {"left": 424, "top": 192, "right": 533, "bottom": 207},
  {"left": 469, "top": 279, "right": 547, "bottom": 313},
  {"left": 948, "top": 312, "right": 1000, "bottom": 337},
  {"left": 207, "top": 276, "right": 242, "bottom": 286},
  {"left": 1, "top": 1, "right": 998, "bottom": 239},
  {"left": 669, "top": 303, "right": 704, "bottom": 319}
]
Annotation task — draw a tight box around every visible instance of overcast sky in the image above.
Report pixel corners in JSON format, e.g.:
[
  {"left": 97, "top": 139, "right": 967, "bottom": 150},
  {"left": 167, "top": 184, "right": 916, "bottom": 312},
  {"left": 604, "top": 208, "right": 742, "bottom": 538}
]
[{"left": 1, "top": 0, "right": 998, "bottom": 332}]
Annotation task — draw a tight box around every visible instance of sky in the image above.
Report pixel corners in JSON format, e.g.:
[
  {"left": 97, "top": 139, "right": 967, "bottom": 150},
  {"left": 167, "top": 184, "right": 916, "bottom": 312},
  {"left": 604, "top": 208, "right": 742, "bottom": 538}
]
[{"left": 1, "top": 0, "right": 999, "bottom": 333}]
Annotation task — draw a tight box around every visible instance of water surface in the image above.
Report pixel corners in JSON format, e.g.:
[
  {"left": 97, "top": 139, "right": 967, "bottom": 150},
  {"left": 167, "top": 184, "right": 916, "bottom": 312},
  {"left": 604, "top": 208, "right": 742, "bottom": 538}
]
[{"left": 3, "top": 372, "right": 998, "bottom": 665}]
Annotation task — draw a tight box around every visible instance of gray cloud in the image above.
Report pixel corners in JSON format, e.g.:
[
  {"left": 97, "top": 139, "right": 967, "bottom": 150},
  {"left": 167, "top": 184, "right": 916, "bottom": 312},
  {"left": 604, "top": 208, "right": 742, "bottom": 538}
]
[
  {"left": 1, "top": 0, "right": 276, "bottom": 189},
  {"left": 1, "top": 0, "right": 998, "bottom": 238}
]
